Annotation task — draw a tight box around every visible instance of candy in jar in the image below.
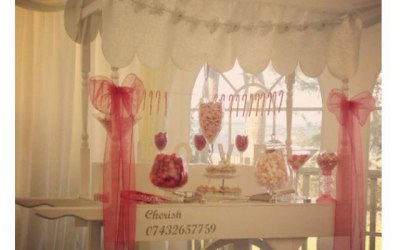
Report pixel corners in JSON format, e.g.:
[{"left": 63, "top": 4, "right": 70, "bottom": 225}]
[
  {"left": 194, "top": 134, "right": 207, "bottom": 151},
  {"left": 154, "top": 132, "right": 167, "bottom": 151},
  {"left": 255, "top": 149, "right": 289, "bottom": 191},
  {"left": 235, "top": 134, "right": 249, "bottom": 152},
  {"left": 150, "top": 153, "right": 188, "bottom": 189},
  {"left": 198, "top": 102, "right": 223, "bottom": 144}
]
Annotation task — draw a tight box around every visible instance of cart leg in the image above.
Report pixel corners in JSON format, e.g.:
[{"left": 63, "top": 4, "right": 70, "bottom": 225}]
[{"left": 88, "top": 221, "right": 101, "bottom": 250}]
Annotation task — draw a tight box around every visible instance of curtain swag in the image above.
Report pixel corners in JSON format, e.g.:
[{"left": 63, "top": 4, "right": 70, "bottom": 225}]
[{"left": 16, "top": 0, "right": 66, "bottom": 12}]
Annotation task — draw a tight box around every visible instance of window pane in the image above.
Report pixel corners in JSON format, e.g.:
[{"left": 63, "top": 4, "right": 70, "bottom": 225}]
[
  {"left": 366, "top": 74, "right": 381, "bottom": 250},
  {"left": 190, "top": 62, "right": 322, "bottom": 165},
  {"left": 292, "top": 69, "right": 322, "bottom": 108},
  {"left": 270, "top": 111, "right": 322, "bottom": 149},
  {"left": 369, "top": 110, "right": 381, "bottom": 170}
]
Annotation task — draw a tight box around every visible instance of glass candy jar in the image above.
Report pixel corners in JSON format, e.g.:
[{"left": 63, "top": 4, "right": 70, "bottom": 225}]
[
  {"left": 150, "top": 153, "right": 188, "bottom": 190},
  {"left": 198, "top": 99, "right": 223, "bottom": 164},
  {"left": 154, "top": 132, "right": 167, "bottom": 152},
  {"left": 255, "top": 148, "right": 290, "bottom": 201}
]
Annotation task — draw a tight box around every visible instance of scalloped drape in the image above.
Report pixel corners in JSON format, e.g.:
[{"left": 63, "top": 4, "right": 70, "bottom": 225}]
[
  {"left": 64, "top": 0, "right": 363, "bottom": 79},
  {"left": 16, "top": 0, "right": 66, "bottom": 12}
]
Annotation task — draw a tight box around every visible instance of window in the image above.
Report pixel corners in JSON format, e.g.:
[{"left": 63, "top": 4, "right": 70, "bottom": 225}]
[
  {"left": 366, "top": 73, "right": 381, "bottom": 250},
  {"left": 189, "top": 61, "right": 322, "bottom": 165}
]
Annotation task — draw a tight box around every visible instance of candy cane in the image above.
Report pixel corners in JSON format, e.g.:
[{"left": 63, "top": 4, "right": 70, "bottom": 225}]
[
  {"left": 149, "top": 90, "right": 153, "bottom": 116},
  {"left": 241, "top": 94, "right": 247, "bottom": 117},
  {"left": 155, "top": 90, "right": 161, "bottom": 114},
  {"left": 142, "top": 89, "right": 147, "bottom": 111},
  {"left": 219, "top": 94, "right": 225, "bottom": 104},
  {"left": 248, "top": 94, "right": 254, "bottom": 117},
  {"left": 278, "top": 90, "right": 284, "bottom": 112},
  {"left": 212, "top": 94, "right": 218, "bottom": 103},
  {"left": 235, "top": 94, "right": 240, "bottom": 117},
  {"left": 255, "top": 93, "right": 264, "bottom": 116},
  {"left": 267, "top": 91, "right": 277, "bottom": 115},
  {"left": 267, "top": 91, "right": 273, "bottom": 115},
  {"left": 164, "top": 91, "right": 168, "bottom": 117},
  {"left": 228, "top": 94, "right": 234, "bottom": 118},
  {"left": 219, "top": 94, "right": 225, "bottom": 111},
  {"left": 267, "top": 92, "right": 276, "bottom": 115},
  {"left": 260, "top": 92, "right": 266, "bottom": 116}
]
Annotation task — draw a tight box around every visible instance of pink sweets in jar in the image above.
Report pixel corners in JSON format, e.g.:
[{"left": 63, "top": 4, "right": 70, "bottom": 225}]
[
  {"left": 150, "top": 153, "right": 188, "bottom": 189},
  {"left": 287, "top": 154, "right": 310, "bottom": 171},
  {"left": 255, "top": 150, "right": 289, "bottom": 191},
  {"left": 198, "top": 102, "right": 223, "bottom": 144}
]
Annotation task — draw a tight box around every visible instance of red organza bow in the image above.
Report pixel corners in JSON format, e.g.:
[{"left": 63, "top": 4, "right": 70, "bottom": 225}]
[
  {"left": 327, "top": 89, "right": 375, "bottom": 250},
  {"left": 89, "top": 74, "right": 144, "bottom": 250}
]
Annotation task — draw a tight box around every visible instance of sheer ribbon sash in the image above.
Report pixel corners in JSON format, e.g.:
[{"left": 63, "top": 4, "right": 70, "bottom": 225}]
[
  {"left": 89, "top": 74, "right": 144, "bottom": 250},
  {"left": 327, "top": 89, "right": 375, "bottom": 250}
]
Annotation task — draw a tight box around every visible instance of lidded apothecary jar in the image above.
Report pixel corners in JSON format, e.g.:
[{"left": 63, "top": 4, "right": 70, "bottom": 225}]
[{"left": 255, "top": 137, "right": 290, "bottom": 196}]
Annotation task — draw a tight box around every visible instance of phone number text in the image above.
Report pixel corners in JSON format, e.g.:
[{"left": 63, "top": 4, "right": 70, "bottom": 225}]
[{"left": 145, "top": 224, "right": 216, "bottom": 236}]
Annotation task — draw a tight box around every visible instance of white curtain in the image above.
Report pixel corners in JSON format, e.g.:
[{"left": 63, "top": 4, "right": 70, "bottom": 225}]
[
  {"left": 16, "top": 6, "right": 86, "bottom": 250},
  {"left": 15, "top": 5, "right": 194, "bottom": 249}
]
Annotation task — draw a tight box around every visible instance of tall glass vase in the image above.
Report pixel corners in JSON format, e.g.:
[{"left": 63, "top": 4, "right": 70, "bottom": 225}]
[
  {"left": 198, "top": 100, "right": 223, "bottom": 165},
  {"left": 235, "top": 134, "right": 248, "bottom": 164},
  {"left": 193, "top": 134, "right": 207, "bottom": 163},
  {"left": 255, "top": 149, "right": 290, "bottom": 202},
  {"left": 154, "top": 132, "right": 167, "bottom": 152},
  {"left": 316, "top": 169, "right": 336, "bottom": 203},
  {"left": 316, "top": 152, "right": 338, "bottom": 203}
]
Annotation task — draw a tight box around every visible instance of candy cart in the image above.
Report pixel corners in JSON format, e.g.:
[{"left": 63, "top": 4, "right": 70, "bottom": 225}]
[{"left": 15, "top": 0, "right": 381, "bottom": 249}]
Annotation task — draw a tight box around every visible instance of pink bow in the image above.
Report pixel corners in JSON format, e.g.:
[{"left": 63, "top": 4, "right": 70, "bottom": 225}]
[
  {"left": 327, "top": 89, "right": 375, "bottom": 250},
  {"left": 328, "top": 89, "right": 375, "bottom": 127},
  {"left": 89, "top": 74, "right": 144, "bottom": 250}
]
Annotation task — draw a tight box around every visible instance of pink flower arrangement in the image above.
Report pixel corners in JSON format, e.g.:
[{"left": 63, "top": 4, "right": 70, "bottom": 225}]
[
  {"left": 194, "top": 134, "right": 207, "bottom": 151},
  {"left": 317, "top": 152, "right": 338, "bottom": 175},
  {"left": 235, "top": 134, "right": 249, "bottom": 153},
  {"left": 154, "top": 132, "right": 167, "bottom": 151}
]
